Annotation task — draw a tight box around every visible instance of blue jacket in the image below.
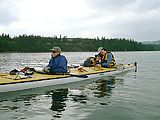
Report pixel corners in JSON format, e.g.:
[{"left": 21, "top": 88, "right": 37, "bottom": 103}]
[{"left": 47, "top": 55, "right": 68, "bottom": 73}]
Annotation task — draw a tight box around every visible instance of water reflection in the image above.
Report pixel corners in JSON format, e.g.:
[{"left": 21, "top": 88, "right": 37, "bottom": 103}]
[
  {"left": 94, "top": 76, "right": 117, "bottom": 98},
  {"left": 46, "top": 88, "right": 68, "bottom": 118},
  {"left": 0, "top": 76, "right": 124, "bottom": 119},
  {"left": 69, "top": 90, "right": 88, "bottom": 104},
  {"left": 42, "top": 77, "right": 120, "bottom": 119}
]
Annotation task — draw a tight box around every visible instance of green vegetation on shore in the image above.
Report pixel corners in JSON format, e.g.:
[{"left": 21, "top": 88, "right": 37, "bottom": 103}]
[{"left": 0, "top": 33, "right": 158, "bottom": 52}]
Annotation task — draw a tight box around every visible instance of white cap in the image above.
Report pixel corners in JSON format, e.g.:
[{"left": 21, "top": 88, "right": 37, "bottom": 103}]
[
  {"left": 50, "top": 46, "right": 62, "bottom": 53},
  {"left": 98, "top": 47, "right": 104, "bottom": 53}
]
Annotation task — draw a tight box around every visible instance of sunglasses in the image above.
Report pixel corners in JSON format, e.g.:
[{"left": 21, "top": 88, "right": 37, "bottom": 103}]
[{"left": 52, "top": 51, "right": 57, "bottom": 53}]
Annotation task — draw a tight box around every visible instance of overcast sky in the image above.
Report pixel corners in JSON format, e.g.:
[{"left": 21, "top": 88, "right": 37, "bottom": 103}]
[{"left": 1, "top": 0, "right": 160, "bottom": 41}]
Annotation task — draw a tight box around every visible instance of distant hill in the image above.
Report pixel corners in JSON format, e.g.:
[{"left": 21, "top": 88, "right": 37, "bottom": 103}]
[
  {"left": 143, "top": 40, "right": 160, "bottom": 45},
  {"left": 0, "top": 33, "right": 156, "bottom": 52}
]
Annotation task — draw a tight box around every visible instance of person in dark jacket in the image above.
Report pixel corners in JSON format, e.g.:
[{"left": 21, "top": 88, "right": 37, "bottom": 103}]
[
  {"left": 44, "top": 46, "right": 68, "bottom": 74},
  {"left": 82, "top": 54, "right": 101, "bottom": 67}
]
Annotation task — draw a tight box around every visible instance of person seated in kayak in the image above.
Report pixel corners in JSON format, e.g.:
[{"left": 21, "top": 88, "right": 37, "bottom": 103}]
[
  {"left": 82, "top": 54, "right": 101, "bottom": 67},
  {"left": 82, "top": 57, "right": 95, "bottom": 67},
  {"left": 43, "top": 46, "right": 68, "bottom": 74},
  {"left": 96, "top": 47, "right": 116, "bottom": 68}
]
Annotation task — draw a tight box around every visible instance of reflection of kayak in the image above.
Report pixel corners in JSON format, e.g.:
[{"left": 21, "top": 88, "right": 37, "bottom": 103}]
[{"left": 0, "top": 63, "right": 137, "bottom": 93}]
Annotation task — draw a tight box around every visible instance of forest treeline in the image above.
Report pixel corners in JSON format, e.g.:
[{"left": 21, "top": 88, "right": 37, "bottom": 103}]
[{"left": 0, "top": 33, "right": 159, "bottom": 52}]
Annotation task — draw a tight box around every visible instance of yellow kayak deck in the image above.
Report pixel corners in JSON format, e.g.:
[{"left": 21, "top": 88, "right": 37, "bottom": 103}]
[
  {"left": 0, "top": 66, "right": 119, "bottom": 85},
  {"left": 0, "top": 73, "right": 70, "bottom": 85},
  {"left": 69, "top": 67, "right": 116, "bottom": 75}
]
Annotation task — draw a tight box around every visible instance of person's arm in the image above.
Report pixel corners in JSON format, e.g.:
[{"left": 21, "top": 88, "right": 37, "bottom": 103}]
[
  {"left": 101, "top": 53, "right": 112, "bottom": 67},
  {"left": 46, "top": 58, "right": 52, "bottom": 67}
]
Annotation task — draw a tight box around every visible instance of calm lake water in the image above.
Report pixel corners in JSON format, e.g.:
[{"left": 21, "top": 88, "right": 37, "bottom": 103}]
[{"left": 0, "top": 51, "right": 160, "bottom": 120}]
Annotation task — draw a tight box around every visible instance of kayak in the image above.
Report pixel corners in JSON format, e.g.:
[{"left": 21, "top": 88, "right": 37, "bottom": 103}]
[{"left": 0, "top": 63, "right": 137, "bottom": 93}]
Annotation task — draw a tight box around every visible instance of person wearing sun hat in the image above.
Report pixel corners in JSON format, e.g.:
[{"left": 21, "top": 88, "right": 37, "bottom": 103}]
[
  {"left": 44, "top": 46, "right": 68, "bottom": 74},
  {"left": 97, "top": 47, "right": 116, "bottom": 68}
]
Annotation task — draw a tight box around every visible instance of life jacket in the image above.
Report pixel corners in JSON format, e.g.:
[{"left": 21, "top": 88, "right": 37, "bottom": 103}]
[{"left": 101, "top": 52, "right": 116, "bottom": 68}]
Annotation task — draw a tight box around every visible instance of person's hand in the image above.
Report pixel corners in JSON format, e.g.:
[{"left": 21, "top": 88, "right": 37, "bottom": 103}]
[
  {"left": 43, "top": 67, "right": 50, "bottom": 72},
  {"left": 95, "top": 64, "right": 103, "bottom": 70},
  {"left": 95, "top": 64, "right": 101, "bottom": 67}
]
